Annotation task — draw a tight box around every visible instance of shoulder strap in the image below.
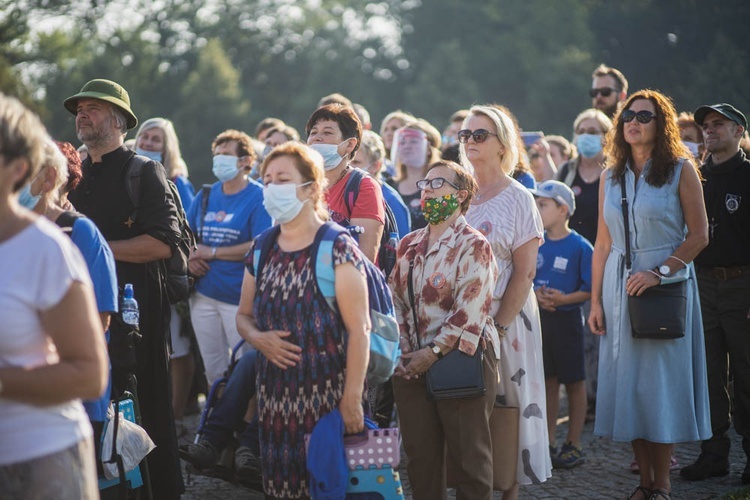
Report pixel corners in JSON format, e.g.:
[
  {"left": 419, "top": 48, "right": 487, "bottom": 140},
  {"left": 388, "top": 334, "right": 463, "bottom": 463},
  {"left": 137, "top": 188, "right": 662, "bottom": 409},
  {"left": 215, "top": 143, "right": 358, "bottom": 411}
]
[
  {"left": 407, "top": 260, "right": 419, "bottom": 346},
  {"left": 198, "top": 184, "right": 212, "bottom": 244},
  {"left": 343, "top": 168, "right": 366, "bottom": 216},
  {"left": 310, "top": 222, "right": 346, "bottom": 306},
  {"left": 253, "top": 225, "right": 282, "bottom": 284},
  {"left": 563, "top": 157, "right": 579, "bottom": 187},
  {"left": 124, "top": 152, "right": 144, "bottom": 222},
  {"left": 619, "top": 177, "right": 632, "bottom": 270},
  {"left": 55, "top": 210, "right": 85, "bottom": 235}
]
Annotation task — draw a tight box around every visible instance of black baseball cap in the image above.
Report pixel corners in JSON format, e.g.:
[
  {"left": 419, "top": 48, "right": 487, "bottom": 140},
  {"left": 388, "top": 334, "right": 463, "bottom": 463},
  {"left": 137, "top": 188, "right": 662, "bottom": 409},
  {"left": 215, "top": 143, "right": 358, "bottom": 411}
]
[{"left": 694, "top": 103, "right": 747, "bottom": 130}]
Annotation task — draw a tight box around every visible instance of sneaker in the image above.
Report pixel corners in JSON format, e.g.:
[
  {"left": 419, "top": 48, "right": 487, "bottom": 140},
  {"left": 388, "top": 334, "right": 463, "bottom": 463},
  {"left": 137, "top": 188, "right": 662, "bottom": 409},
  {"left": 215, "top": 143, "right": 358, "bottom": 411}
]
[
  {"left": 180, "top": 440, "right": 220, "bottom": 470},
  {"left": 679, "top": 452, "right": 729, "bottom": 481},
  {"left": 742, "top": 461, "right": 750, "bottom": 484},
  {"left": 552, "top": 442, "right": 585, "bottom": 469},
  {"left": 234, "top": 446, "right": 262, "bottom": 484}
]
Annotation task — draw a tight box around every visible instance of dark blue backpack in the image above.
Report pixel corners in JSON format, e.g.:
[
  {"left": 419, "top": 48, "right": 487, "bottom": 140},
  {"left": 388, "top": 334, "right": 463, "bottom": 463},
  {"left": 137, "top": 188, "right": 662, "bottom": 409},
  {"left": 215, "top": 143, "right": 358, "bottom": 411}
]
[{"left": 253, "top": 222, "right": 400, "bottom": 386}]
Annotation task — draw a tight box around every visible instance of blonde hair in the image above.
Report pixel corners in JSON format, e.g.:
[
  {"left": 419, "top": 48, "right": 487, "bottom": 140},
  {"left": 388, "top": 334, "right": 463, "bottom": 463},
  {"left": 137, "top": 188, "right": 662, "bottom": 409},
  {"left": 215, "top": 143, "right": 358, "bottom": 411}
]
[
  {"left": 394, "top": 119, "right": 442, "bottom": 182},
  {"left": 460, "top": 105, "right": 520, "bottom": 176},
  {"left": 42, "top": 138, "right": 69, "bottom": 194},
  {"left": 0, "top": 93, "right": 48, "bottom": 191},
  {"left": 573, "top": 108, "right": 613, "bottom": 136},
  {"left": 135, "top": 117, "right": 187, "bottom": 178}
]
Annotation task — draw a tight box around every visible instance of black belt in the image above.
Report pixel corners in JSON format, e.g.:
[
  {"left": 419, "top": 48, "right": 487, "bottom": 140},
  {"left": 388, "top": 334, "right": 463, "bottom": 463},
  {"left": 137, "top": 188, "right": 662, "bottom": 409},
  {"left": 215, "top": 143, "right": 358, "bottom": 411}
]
[{"left": 699, "top": 265, "right": 750, "bottom": 281}]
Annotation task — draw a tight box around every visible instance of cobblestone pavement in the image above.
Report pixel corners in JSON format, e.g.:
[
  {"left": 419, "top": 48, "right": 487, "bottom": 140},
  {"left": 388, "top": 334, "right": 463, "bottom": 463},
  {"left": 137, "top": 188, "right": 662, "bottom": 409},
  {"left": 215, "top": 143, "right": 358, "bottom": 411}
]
[{"left": 179, "top": 407, "right": 748, "bottom": 500}]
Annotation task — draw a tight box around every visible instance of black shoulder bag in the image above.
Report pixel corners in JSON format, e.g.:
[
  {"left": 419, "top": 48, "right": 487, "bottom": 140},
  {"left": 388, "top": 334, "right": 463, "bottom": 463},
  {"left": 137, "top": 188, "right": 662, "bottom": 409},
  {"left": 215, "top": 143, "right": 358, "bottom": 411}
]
[
  {"left": 620, "top": 177, "right": 687, "bottom": 339},
  {"left": 408, "top": 260, "right": 485, "bottom": 400}
]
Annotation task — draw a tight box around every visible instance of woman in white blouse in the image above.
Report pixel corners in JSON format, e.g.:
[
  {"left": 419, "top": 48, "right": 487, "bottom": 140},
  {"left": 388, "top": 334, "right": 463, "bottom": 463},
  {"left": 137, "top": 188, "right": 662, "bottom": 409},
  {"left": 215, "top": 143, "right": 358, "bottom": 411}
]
[{"left": 0, "top": 94, "right": 107, "bottom": 499}]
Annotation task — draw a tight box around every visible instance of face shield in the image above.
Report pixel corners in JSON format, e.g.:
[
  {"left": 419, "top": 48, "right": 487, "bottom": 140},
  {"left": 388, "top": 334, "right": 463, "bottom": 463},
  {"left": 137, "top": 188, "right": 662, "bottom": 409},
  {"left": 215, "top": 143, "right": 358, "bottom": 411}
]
[{"left": 391, "top": 128, "right": 428, "bottom": 169}]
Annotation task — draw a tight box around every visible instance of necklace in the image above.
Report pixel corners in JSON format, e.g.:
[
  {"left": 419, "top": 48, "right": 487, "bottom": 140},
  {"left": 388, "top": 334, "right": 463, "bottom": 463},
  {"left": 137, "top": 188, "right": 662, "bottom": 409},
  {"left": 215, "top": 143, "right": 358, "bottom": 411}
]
[{"left": 331, "top": 165, "right": 350, "bottom": 188}]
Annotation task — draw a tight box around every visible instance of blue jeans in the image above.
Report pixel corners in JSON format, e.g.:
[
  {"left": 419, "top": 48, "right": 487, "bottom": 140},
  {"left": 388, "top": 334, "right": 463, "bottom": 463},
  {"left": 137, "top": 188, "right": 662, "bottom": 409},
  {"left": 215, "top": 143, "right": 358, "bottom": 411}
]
[{"left": 201, "top": 350, "right": 260, "bottom": 455}]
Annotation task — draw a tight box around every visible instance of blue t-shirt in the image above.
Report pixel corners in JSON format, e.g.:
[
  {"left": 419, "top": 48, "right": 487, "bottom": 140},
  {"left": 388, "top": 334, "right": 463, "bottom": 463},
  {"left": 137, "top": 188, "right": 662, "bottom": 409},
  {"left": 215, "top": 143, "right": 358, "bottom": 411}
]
[
  {"left": 70, "top": 217, "right": 118, "bottom": 422},
  {"left": 381, "top": 181, "right": 411, "bottom": 239},
  {"left": 173, "top": 174, "right": 196, "bottom": 209},
  {"left": 534, "top": 229, "right": 593, "bottom": 311},
  {"left": 187, "top": 180, "right": 272, "bottom": 305}
]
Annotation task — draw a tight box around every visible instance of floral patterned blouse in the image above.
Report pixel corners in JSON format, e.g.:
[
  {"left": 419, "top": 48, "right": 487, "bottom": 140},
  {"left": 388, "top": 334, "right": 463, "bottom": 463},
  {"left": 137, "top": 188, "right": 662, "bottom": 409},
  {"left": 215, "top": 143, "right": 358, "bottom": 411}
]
[{"left": 389, "top": 216, "right": 499, "bottom": 355}]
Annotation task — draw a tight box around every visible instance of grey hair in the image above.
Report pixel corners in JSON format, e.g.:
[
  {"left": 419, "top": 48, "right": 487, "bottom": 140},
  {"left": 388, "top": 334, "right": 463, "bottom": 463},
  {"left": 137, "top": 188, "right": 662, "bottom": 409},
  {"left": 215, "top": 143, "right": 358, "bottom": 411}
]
[
  {"left": 42, "top": 138, "right": 69, "bottom": 193},
  {"left": 135, "top": 117, "right": 186, "bottom": 178},
  {"left": 109, "top": 105, "right": 129, "bottom": 134},
  {"left": 359, "top": 130, "right": 386, "bottom": 163},
  {"left": 460, "top": 105, "right": 520, "bottom": 176}
]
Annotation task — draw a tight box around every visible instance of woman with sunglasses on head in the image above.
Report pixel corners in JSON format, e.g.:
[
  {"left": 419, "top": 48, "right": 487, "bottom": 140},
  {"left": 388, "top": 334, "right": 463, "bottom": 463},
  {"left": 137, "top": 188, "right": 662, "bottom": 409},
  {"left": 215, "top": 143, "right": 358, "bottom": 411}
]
[
  {"left": 460, "top": 105, "right": 552, "bottom": 498},
  {"left": 588, "top": 90, "right": 711, "bottom": 500},
  {"left": 392, "top": 119, "right": 443, "bottom": 231},
  {"left": 389, "top": 160, "right": 499, "bottom": 500}
]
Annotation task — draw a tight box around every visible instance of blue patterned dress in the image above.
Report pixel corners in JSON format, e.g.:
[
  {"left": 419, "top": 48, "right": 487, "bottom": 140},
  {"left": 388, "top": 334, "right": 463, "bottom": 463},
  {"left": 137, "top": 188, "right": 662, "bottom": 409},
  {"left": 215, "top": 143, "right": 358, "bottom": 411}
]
[
  {"left": 595, "top": 160, "right": 711, "bottom": 443},
  {"left": 245, "top": 231, "right": 364, "bottom": 498}
]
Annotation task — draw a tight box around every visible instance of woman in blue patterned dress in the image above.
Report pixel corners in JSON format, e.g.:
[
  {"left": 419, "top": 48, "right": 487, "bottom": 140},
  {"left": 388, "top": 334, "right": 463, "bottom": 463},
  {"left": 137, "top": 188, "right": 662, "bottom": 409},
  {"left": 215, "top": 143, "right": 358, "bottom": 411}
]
[
  {"left": 236, "top": 142, "right": 370, "bottom": 499},
  {"left": 588, "top": 90, "right": 711, "bottom": 500}
]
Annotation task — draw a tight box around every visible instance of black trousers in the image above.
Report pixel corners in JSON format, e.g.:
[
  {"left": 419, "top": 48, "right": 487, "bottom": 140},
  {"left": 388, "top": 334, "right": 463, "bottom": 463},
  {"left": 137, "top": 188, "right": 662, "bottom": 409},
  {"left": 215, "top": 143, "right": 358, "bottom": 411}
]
[{"left": 698, "top": 271, "right": 750, "bottom": 458}]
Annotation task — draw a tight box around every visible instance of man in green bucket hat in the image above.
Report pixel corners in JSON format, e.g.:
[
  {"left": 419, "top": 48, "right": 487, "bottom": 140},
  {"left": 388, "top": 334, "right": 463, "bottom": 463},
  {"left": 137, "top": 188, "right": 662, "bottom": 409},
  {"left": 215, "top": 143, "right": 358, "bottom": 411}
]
[{"left": 65, "top": 79, "right": 185, "bottom": 498}]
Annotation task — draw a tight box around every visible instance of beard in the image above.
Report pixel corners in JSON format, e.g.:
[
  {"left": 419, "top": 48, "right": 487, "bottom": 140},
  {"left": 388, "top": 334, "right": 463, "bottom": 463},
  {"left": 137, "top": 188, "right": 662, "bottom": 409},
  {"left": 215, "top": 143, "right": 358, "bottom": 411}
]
[{"left": 76, "top": 118, "right": 117, "bottom": 148}]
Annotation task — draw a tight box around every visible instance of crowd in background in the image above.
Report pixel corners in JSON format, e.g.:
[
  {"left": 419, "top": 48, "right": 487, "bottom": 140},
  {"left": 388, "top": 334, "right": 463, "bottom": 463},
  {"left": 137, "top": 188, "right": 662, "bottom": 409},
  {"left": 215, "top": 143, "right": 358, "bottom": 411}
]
[{"left": 1, "top": 61, "right": 749, "bottom": 500}]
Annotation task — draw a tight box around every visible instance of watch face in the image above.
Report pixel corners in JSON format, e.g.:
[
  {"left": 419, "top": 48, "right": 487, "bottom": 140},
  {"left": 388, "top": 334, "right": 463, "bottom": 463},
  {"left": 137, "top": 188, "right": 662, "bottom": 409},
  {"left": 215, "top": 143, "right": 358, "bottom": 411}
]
[
  {"left": 432, "top": 345, "right": 440, "bottom": 354},
  {"left": 659, "top": 265, "right": 670, "bottom": 276}
]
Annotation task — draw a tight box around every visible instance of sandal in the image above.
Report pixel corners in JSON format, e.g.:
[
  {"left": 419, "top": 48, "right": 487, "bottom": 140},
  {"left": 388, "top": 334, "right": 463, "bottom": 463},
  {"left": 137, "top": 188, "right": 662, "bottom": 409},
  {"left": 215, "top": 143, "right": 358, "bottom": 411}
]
[
  {"left": 628, "top": 486, "right": 653, "bottom": 500},
  {"left": 649, "top": 488, "right": 671, "bottom": 500}
]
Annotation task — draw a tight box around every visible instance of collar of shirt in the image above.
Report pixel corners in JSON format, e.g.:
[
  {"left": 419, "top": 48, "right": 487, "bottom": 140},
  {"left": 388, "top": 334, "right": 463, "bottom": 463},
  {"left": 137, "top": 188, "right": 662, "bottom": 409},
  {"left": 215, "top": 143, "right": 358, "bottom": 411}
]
[{"left": 407, "top": 215, "right": 468, "bottom": 257}]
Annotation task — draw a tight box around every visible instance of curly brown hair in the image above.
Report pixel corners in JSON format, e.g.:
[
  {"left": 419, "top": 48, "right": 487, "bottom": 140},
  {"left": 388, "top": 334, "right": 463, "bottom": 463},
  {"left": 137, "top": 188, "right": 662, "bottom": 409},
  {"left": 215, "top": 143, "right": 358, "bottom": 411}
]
[{"left": 604, "top": 89, "right": 692, "bottom": 187}]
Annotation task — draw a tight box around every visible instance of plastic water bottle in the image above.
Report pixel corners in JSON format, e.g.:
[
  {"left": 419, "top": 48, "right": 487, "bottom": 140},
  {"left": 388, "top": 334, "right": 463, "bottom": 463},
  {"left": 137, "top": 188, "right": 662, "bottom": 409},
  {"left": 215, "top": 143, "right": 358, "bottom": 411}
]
[
  {"left": 122, "top": 283, "right": 139, "bottom": 327},
  {"left": 384, "top": 232, "right": 399, "bottom": 276}
]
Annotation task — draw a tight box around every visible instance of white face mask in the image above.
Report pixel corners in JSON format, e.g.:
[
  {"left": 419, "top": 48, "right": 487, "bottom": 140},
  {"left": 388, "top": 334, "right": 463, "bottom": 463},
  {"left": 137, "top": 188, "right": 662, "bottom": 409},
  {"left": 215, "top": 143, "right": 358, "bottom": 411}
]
[
  {"left": 262, "top": 181, "right": 312, "bottom": 223},
  {"left": 683, "top": 141, "right": 701, "bottom": 157}
]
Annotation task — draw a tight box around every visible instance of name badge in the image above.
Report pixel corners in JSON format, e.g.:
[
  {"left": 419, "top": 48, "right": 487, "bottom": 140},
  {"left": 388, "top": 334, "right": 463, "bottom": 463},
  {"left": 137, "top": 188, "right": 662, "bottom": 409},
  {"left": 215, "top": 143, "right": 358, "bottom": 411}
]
[{"left": 553, "top": 256, "right": 568, "bottom": 271}]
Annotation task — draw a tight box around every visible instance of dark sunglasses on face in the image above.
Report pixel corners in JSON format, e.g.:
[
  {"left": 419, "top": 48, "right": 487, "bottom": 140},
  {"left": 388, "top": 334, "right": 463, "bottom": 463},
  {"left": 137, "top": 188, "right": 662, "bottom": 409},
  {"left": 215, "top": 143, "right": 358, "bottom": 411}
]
[
  {"left": 457, "top": 129, "right": 498, "bottom": 144},
  {"left": 589, "top": 87, "right": 617, "bottom": 98},
  {"left": 416, "top": 177, "right": 460, "bottom": 190},
  {"left": 621, "top": 110, "right": 656, "bottom": 124}
]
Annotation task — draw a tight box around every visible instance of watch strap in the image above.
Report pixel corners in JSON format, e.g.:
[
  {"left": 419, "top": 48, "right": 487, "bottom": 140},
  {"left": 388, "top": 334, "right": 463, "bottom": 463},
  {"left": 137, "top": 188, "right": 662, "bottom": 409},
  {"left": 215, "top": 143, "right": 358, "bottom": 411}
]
[{"left": 428, "top": 341, "right": 444, "bottom": 359}]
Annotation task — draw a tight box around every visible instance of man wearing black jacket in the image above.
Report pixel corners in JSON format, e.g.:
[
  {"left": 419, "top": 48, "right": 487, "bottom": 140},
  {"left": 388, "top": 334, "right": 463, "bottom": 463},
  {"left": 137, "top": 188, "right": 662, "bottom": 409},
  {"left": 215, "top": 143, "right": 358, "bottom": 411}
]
[
  {"left": 681, "top": 103, "right": 750, "bottom": 483},
  {"left": 65, "top": 79, "right": 185, "bottom": 498}
]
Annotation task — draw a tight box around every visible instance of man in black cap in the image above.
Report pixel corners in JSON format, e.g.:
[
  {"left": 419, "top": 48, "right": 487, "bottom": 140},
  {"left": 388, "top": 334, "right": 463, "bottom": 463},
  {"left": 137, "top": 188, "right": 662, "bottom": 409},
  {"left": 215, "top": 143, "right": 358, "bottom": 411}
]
[
  {"left": 64, "top": 79, "right": 185, "bottom": 497},
  {"left": 681, "top": 103, "right": 750, "bottom": 483}
]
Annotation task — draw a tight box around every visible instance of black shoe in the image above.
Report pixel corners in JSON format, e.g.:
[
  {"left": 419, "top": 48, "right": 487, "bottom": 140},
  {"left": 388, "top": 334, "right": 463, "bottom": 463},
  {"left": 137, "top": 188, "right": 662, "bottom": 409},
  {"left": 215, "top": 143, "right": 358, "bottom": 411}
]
[
  {"left": 679, "top": 452, "right": 729, "bottom": 481},
  {"left": 743, "top": 462, "right": 750, "bottom": 484},
  {"left": 234, "top": 446, "right": 262, "bottom": 487},
  {"left": 179, "top": 440, "right": 220, "bottom": 470}
]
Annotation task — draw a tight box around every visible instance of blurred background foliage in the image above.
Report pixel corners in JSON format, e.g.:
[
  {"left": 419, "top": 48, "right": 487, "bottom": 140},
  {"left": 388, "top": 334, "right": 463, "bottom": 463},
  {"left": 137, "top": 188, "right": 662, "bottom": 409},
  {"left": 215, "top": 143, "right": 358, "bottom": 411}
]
[{"left": 1, "top": 0, "right": 748, "bottom": 185}]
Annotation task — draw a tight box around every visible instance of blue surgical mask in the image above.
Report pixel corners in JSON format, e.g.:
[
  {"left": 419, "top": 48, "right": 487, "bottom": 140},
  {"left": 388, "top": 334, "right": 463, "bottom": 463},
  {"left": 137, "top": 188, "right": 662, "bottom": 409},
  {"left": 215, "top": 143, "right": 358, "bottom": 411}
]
[
  {"left": 262, "top": 181, "right": 312, "bottom": 224},
  {"left": 136, "top": 148, "right": 163, "bottom": 163},
  {"left": 310, "top": 141, "right": 348, "bottom": 170},
  {"left": 18, "top": 181, "right": 42, "bottom": 210},
  {"left": 576, "top": 133, "right": 603, "bottom": 158},
  {"left": 212, "top": 155, "right": 241, "bottom": 182}
]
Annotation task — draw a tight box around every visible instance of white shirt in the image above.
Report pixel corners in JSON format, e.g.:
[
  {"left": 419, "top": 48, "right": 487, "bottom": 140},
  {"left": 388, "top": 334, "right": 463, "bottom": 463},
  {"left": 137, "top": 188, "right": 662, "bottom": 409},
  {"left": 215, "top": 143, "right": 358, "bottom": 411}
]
[{"left": 0, "top": 217, "right": 94, "bottom": 465}]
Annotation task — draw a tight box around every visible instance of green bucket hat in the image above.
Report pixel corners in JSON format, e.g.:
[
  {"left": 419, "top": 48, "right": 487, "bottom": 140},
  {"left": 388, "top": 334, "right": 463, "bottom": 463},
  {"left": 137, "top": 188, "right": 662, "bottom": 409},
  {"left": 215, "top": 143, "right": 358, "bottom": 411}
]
[{"left": 63, "top": 79, "right": 138, "bottom": 130}]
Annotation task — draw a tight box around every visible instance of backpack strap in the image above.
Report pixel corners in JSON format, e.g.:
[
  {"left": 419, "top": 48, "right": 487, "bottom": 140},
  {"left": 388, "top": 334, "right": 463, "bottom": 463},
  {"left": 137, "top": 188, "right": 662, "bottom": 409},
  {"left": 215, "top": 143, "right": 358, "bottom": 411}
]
[
  {"left": 55, "top": 210, "right": 85, "bottom": 236},
  {"left": 310, "top": 222, "right": 346, "bottom": 310},
  {"left": 252, "top": 225, "right": 282, "bottom": 284},
  {"left": 197, "top": 184, "right": 212, "bottom": 244},
  {"left": 343, "top": 168, "right": 366, "bottom": 217}
]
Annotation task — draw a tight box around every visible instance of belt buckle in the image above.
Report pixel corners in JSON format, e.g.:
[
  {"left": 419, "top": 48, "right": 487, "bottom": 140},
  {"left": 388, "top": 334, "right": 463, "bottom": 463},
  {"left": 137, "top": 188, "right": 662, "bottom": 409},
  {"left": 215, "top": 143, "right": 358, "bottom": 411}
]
[{"left": 715, "top": 267, "right": 729, "bottom": 281}]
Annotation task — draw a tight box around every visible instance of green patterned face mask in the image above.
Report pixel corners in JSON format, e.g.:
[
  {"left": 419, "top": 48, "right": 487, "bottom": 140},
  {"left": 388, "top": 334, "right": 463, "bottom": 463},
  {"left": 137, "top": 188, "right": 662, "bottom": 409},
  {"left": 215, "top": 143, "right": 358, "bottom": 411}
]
[{"left": 421, "top": 194, "right": 460, "bottom": 224}]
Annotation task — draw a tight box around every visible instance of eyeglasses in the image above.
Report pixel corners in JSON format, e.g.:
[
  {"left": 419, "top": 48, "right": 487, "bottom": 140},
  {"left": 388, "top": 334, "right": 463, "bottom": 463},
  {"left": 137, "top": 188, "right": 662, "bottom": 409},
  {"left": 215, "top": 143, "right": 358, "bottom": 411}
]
[
  {"left": 589, "top": 87, "right": 618, "bottom": 98},
  {"left": 621, "top": 110, "right": 656, "bottom": 124},
  {"left": 457, "top": 129, "right": 498, "bottom": 144},
  {"left": 416, "top": 177, "right": 460, "bottom": 190}
]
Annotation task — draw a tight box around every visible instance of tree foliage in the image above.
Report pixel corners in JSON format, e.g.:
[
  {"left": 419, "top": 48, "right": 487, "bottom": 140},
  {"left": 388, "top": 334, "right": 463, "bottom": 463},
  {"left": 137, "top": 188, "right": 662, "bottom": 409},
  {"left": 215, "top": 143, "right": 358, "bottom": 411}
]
[{"left": 2, "top": 0, "right": 748, "bottom": 186}]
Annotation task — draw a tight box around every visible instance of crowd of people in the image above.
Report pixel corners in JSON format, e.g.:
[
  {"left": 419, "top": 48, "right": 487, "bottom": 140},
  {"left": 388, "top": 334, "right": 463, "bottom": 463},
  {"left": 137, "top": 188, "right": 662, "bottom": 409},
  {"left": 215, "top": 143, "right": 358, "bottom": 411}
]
[{"left": 0, "top": 62, "right": 749, "bottom": 500}]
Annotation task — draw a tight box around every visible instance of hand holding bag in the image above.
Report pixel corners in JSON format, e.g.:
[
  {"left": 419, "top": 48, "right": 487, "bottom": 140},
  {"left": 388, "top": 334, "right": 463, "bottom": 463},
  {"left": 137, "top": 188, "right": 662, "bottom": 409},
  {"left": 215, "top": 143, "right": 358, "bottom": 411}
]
[
  {"left": 407, "top": 261, "right": 485, "bottom": 401},
  {"left": 619, "top": 178, "right": 687, "bottom": 339}
]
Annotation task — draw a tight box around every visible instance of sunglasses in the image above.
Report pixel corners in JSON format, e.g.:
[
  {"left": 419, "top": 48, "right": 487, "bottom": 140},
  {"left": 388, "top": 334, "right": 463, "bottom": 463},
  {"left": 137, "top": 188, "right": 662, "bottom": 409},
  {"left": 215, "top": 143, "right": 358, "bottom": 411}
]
[
  {"left": 457, "top": 129, "right": 498, "bottom": 144},
  {"left": 416, "top": 177, "right": 460, "bottom": 190},
  {"left": 621, "top": 110, "right": 656, "bottom": 124},
  {"left": 589, "top": 87, "right": 618, "bottom": 98}
]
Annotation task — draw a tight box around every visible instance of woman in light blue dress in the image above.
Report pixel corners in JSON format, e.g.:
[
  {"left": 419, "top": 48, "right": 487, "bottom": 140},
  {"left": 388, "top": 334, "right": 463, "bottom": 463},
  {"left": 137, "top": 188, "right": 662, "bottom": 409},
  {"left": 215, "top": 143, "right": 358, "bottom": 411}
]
[{"left": 588, "top": 90, "right": 712, "bottom": 500}]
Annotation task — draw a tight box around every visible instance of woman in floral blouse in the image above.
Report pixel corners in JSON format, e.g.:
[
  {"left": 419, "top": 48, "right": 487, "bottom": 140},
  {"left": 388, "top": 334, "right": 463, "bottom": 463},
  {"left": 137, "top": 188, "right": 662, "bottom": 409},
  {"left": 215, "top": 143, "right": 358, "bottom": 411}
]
[{"left": 389, "top": 160, "right": 499, "bottom": 500}]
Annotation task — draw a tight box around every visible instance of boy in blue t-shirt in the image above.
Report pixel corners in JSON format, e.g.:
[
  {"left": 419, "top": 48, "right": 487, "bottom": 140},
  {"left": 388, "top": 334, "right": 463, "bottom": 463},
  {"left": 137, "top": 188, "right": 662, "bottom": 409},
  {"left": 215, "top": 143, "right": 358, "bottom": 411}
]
[{"left": 531, "top": 180, "right": 593, "bottom": 469}]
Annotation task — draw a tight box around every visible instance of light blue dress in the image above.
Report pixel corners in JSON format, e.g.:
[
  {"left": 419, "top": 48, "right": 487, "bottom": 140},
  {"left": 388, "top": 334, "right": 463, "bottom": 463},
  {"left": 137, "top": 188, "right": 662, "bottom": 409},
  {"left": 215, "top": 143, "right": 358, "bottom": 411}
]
[{"left": 595, "top": 159, "right": 711, "bottom": 443}]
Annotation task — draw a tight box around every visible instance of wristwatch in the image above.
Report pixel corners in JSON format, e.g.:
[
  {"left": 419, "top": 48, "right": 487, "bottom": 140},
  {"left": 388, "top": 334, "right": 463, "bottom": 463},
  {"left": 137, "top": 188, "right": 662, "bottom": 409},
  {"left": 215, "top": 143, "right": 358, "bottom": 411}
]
[
  {"left": 658, "top": 265, "right": 671, "bottom": 277},
  {"left": 427, "top": 342, "right": 444, "bottom": 359}
]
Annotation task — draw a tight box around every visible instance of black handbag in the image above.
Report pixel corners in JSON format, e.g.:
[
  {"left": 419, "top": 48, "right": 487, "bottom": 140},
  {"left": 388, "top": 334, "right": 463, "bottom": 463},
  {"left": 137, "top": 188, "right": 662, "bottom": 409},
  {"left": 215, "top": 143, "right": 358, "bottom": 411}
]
[
  {"left": 620, "top": 178, "right": 687, "bottom": 339},
  {"left": 408, "top": 261, "right": 486, "bottom": 401}
]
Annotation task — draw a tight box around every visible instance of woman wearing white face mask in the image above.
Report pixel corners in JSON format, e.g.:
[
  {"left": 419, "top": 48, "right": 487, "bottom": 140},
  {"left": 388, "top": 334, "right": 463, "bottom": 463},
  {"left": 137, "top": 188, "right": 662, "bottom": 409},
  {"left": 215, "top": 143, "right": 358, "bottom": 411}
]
[
  {"left": 305, "top": 103, "right": 385, "bottom": 263},
  {"left": 237, "top": 142, "right": 370, "bottom": 499},
  {"left": 185, "top": 129, "right": 272, "bottom": 385}
]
